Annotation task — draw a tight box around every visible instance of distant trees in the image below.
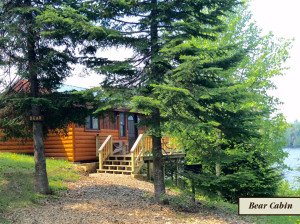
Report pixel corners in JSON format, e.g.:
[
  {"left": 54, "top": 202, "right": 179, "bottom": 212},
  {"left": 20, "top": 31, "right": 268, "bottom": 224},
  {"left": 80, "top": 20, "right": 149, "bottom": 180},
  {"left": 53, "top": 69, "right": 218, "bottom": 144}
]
[{"left": 286, "top": 121, "right": 300, "bottom": 148}]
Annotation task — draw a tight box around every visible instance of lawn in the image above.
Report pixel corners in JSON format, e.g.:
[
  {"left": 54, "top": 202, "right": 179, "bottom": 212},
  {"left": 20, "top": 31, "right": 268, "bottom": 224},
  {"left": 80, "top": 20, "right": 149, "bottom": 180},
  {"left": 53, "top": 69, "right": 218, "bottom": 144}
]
[{"left": 0, "top": 152, "right": 80, "bottom": 222}]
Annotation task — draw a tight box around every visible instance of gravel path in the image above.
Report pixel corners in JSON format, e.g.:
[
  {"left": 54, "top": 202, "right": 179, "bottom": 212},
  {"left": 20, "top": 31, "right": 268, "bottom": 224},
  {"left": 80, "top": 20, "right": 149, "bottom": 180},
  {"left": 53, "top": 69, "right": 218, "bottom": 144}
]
[{"left": 4, "top": 174, "right": 250, "bottom": 224}]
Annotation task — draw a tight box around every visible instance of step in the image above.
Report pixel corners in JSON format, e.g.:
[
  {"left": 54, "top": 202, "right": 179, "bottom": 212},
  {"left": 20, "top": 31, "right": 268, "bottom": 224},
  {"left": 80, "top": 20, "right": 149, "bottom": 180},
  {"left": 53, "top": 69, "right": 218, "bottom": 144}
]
[
  {"left": 104, "top": 160, "right": 132, "bottom": 166},
  {"left": 102, "top": 165, "right": 132, "bottom": 171},
  {"left": 108, "top": 155, "right": 132, "bottom": 161},
  {"left": 97, "top": 169, "right": 132, "bottom": 175}
]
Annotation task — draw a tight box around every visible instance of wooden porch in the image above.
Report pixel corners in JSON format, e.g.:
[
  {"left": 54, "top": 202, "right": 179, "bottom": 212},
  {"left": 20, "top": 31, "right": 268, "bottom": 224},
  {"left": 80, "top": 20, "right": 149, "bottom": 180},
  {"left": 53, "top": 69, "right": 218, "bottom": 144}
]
[{"left": 96, "top": 134, "right": 185, "bottom": 176}]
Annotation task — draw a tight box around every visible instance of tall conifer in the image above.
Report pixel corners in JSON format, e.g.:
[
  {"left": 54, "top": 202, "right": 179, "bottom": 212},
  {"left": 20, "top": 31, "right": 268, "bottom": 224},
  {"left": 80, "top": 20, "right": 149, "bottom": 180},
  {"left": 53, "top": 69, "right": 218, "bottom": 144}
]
[
  {"left": 97, "top": 0, "right": 241, "bottom": 201},
  {"left": 0, "top": 0, "right": 114, "bottom": 194}
]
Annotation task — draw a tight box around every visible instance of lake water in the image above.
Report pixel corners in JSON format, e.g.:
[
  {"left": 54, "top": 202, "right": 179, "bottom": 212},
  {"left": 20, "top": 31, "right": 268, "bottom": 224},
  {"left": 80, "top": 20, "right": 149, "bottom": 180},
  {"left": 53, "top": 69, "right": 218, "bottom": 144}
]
[{"left": 283, "top": 148, "right": 300, "bottom": 189}]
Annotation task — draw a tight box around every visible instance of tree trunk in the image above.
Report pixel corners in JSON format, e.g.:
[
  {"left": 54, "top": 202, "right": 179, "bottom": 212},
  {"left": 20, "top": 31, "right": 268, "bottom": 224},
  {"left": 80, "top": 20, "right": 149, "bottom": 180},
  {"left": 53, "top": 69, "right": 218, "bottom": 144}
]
[
  {"left": 26, "top": 0, "right": 51, "bottom": 194},
  {"left": 152, "top": 109, "right": 166, "bottom": 201},
  {"left": 33, "top": 118, "right": 51, "bottom": 194},
  {"left": 29, "top": 64, "right": 51, "bottom": 195},
  {"left": 149, "top": 0, "right": 166, "bottom": 202}
]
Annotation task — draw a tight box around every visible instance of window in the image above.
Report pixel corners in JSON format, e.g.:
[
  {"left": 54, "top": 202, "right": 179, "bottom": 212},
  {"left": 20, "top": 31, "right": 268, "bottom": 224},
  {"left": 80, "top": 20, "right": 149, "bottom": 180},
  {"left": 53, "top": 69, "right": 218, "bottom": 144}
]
[
  {"left": 85, "top": 115, "right": 99, "bottom": 130},
  {"left": 119, "top": 112, "right": 126, "bottom": 137}
]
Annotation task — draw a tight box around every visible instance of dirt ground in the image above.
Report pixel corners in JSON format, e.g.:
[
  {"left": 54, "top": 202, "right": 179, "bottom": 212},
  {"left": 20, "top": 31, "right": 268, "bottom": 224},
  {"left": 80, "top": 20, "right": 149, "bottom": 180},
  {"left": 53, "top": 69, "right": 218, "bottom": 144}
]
[{"left": 4, "top": 174, "right": 250, "bottom": 224}]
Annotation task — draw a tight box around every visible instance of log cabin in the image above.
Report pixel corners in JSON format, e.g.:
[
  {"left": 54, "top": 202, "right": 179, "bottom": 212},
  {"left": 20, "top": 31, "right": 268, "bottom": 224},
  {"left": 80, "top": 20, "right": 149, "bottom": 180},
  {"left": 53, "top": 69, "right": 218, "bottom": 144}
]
[
  {"left": 0, "top": 108, "right": 145, "bottom": 162},
  {"left": 0, "top": 83, "right": 183, "bottom": 175}
]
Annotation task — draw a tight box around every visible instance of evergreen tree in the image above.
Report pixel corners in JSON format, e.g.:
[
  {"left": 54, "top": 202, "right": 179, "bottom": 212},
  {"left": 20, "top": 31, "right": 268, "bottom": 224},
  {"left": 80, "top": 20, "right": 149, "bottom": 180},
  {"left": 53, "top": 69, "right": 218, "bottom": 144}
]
[
  {"left": 162, "top": 4, "right": 290, "bottom": 201},
  {"left": 96, "top": 0, "right": 241, "bottom": 201},
  {"left": 0, "top": 0, "right": 113, "bottom": 194}
]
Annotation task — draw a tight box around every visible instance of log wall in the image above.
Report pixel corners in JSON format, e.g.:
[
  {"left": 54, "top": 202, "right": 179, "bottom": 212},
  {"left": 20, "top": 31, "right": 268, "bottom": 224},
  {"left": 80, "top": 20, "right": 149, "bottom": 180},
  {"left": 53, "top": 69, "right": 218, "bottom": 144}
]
[
  {"left": 0, "top": 126, "right": 75, "bottom": 161},
  {"left": 0, "top": 112, "right": 144, "bottom": 162},
  {"left": 73, "top": 126, "right": 127, "bottom": 162}
]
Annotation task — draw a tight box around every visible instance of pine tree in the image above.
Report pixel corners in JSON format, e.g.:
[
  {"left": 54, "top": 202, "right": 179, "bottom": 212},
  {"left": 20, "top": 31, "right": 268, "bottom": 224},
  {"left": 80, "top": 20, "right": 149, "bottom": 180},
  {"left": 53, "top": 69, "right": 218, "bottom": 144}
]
[
  {"left": 162, "top": 4, "right": 291, "bottom": 201},
  {"left": 96, "top": 0, "right": 241, "bottom": 201},
  {"left": 0, "top": 0, "right": 113, "bottom": 194}
]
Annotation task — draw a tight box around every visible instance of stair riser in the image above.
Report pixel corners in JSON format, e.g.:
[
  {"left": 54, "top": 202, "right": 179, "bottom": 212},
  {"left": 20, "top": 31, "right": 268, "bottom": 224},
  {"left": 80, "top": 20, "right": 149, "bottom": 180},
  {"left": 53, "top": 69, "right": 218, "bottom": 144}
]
[
  {"left": 108, "top": 156, "right": 131, "bottom": 161},
  {"left": 102, "top": 166, "right": 132, "bottom": 171},
  {"left": 97, "top": 169, "right": 132, "bottom": 175},
  {"left": 100, "top": 155, "right": 133, "bottom": 175},
  {"left": 104, "top": 161, "right": 131, "bottom": 166}
]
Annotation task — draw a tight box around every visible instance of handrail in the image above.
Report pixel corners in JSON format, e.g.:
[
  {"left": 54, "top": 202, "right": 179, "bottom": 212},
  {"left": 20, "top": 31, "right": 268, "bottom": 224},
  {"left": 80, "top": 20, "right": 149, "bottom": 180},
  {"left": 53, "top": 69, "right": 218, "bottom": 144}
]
[
  {"left": 130, "top": 134, "right": 144, "bottom": 153},
  {"left": 130, "top": 134, "right": 152, "bottom": 174},
  {"left": 98, "top": 135, "right": 113, "bottom": 170}
]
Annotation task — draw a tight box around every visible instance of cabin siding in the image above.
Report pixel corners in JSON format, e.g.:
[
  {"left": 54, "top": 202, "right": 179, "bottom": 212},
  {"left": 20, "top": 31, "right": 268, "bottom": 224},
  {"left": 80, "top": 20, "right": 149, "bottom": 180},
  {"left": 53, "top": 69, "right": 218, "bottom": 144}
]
[
  {"left": 0, "top": 139, "right": 33, "bottom": 153},
  {"left": 73, "top": 126, "right": 124, "bottom": 162},
  {"left": 0, "top": 112, "right": 144, "bottom": 162},
  {"left": 0, "top": 126, "right": 75, "bottom": 161},
  {"left": 45, "top": 127, "right": 74, "bottom": 161}
]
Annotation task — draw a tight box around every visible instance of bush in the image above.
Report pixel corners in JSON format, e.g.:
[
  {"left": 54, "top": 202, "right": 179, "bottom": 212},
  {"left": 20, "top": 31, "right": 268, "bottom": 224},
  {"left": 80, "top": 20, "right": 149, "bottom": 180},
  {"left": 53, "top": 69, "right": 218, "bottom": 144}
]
[{"left": 166, "top": 193, "right": 199, "bottom": 213}]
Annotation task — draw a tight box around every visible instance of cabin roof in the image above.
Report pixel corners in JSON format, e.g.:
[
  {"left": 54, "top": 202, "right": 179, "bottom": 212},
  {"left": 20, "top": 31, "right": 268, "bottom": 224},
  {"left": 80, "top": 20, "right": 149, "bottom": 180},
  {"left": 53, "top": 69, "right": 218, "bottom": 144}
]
[
  {"left": 57, "top": 84, "right": 87, "bottom": 92},
  {"left": 8, "top": 79, "right": 87, "bottom": 93},
  {"left": 8, "top": 80, "right": 138, "bottom": 114}
]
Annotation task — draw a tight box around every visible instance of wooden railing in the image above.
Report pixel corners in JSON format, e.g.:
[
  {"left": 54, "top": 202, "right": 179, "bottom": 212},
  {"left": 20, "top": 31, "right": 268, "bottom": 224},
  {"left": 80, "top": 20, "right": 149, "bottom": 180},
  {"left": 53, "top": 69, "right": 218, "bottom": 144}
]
[
  {"left": 98, "top": 135, "right": 113, "bottom": 170},
  {"left": 130, "top": 134, "right": 152, "bottom": 174}
]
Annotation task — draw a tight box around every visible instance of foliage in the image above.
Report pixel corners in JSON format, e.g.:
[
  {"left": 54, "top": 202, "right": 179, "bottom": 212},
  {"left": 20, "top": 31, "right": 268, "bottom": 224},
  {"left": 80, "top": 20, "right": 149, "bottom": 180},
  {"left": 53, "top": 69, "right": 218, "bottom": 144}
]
[
  {"left": 0, "top": 153, "right": 80, "bottom": 216},
  {"left": 165, "top": 192, "right": 199, "bottom": 213},
  {"left": 0, "top": 90, "right": 94, "bottom": 140},
  {"left": 0, "top": 0, "right": 116, "bottom": 193},
  {"left": 163, "top": 3, "right": 290, "bottom": 202},
  {"left": 165, "top": 177, "right": 300, "bottom": 224},
  {"left": 93, "top": 0, "right": 241, "bottom": 200},
  {"left": 0, "top": 0, "right": 115, "bottom": 139},
  {"left": 94, "top": 0, "right": 243, "bottom": 134},
  {"left": 285, "top": 121, "right": 300, "bottom": 148},
  {"left": 277, "top": 180, "right": 300, "bottom": 196}
]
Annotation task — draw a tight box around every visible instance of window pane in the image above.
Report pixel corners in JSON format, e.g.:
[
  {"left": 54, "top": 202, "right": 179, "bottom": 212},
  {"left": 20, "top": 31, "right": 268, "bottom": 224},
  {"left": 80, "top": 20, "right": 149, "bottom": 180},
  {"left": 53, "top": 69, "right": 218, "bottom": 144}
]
[
  {"left": 85, "top": 116, "right": 91, "bottom": 129},
  {"left": 120, "top": 112, "right": 126, "bottom": 137},
  {"left": 92, "top": 117, "right": 99, "bottom": 130}
]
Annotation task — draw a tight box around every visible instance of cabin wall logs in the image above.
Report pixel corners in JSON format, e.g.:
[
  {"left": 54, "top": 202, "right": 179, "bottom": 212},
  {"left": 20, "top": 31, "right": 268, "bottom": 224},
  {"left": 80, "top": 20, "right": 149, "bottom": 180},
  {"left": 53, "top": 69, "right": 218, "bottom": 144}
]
[
  {"left": 0, "top": 126, "right": 75, "bottom": 161},
  {"left": 0, "top": 114, "right": 149, "bottom": 162},
  {"left": 1, "top": 126, "right": 129, "bottom": 162}
]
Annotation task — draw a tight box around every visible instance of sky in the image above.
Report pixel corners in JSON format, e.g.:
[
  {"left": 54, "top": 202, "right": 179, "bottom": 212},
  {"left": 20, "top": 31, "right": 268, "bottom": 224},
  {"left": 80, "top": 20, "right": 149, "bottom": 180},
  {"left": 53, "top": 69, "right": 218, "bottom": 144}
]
[
  {"left": 250, "top": 0, "right": 300, "bottom": 122},
  {"left": 65, "top": 0, "right": 300, "bottom": 122}
]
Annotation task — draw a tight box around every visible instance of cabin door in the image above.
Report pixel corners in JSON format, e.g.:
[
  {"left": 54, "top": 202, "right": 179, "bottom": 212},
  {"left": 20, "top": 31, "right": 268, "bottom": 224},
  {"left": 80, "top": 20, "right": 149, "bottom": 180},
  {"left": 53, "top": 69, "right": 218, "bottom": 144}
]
[{"left": 128, "top": 115, "right": 138, "bottom": 150}]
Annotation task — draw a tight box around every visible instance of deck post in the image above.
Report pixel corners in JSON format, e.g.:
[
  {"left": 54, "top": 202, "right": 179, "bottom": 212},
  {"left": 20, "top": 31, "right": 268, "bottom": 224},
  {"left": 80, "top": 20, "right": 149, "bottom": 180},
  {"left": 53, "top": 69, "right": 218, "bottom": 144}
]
[
  {"left": 147, "top": 161, "right": 150, "bottom": 180},
  {"left": 175, "top": 158, "right": 178, "bottom": 186},
  {"left": 96, "top": 134, "right": 100, "bottom": 157},
  {"left": 99, "top": 153, "right": 103, "bottom": 170},
  {"left": 131, "top": 153, "right": 135, "bottom": 174}
]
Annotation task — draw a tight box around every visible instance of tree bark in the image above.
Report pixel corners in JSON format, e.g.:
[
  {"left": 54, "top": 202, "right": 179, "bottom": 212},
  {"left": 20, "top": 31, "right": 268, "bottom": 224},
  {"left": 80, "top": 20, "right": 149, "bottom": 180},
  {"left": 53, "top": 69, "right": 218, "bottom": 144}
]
[
  {"left": 26, "top": 0, "right": 51, "bottom": 194},
  {"left": 152, "top": 110, "right": 166, "bottom": 201},
  {"left": 29, "top": 53, "right": 51, "bottom": 195},
  {"left": 150, "top": 0, "right": 166, "bottom": 202},
  {"left": 32, "top": 118, "right": 51, "bottom": 194}
]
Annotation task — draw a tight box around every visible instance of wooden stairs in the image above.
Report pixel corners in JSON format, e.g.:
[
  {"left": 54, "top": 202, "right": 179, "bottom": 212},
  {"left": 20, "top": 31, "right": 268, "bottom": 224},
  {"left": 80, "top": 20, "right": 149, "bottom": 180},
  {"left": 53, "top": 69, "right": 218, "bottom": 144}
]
[
  {"left": 96, "top": 134, "right": 178, "bottom": 176},
  {"left": 97, "top": 155, "right": 132, "bottom": 175},
  {"left": 96, "top": 134, "right": 152, "bottom": 176}
]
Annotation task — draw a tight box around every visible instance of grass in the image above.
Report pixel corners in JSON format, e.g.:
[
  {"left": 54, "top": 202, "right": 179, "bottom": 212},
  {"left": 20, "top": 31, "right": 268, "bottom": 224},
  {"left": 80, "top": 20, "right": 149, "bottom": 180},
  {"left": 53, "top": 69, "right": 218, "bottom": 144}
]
[
  {"left": 165, "top": 179, "right": 300, "bottom": 224},
  {"left": 0, "top": 152, "right": 80, "bottom": 222}
]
